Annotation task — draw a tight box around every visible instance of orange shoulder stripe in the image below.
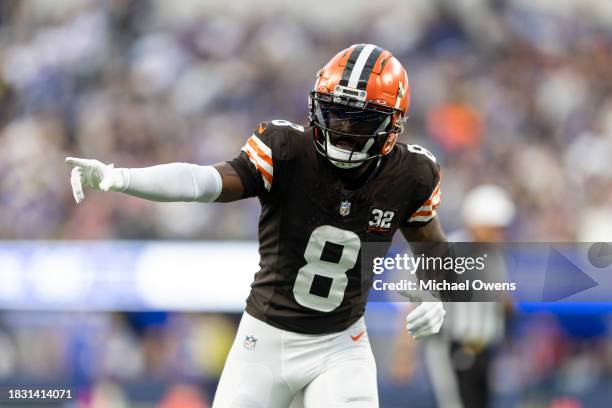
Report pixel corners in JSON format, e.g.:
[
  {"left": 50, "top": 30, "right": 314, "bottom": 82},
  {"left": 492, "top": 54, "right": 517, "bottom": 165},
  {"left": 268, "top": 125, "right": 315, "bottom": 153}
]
[{"left": 247, "top": 138, "right": 273, "bottom": 166}]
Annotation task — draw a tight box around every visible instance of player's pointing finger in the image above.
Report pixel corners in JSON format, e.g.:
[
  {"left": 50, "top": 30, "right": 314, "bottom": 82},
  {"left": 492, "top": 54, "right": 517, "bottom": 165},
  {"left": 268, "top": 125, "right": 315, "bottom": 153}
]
[
  {"left": 65, "top": 157, "right": 92, "bottom": 168},
  {"left": 70, "top": 166, "right": 85, "bottom": 204}
]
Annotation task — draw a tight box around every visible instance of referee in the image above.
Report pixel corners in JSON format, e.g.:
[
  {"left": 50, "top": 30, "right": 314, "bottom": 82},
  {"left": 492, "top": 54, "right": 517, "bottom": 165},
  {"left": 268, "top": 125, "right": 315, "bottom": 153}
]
[
  {"left": 426, "top": 185, "right": 515, "bottom": 408},
  {"left": 391, "top": 185, "right": 515, "bottom": 408}
]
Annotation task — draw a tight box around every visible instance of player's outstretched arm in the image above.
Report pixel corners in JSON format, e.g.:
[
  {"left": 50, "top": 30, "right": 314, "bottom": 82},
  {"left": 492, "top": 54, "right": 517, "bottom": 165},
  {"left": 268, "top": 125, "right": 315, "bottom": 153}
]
[
  {"left": 65, "top": 157, "right": 244, "bottom": 204},
  {"left": 213, "top": 162, "right": 244, "bottom": 202},
  {"left": 399, "top": 217, "right": 448, "bottom": 339}
]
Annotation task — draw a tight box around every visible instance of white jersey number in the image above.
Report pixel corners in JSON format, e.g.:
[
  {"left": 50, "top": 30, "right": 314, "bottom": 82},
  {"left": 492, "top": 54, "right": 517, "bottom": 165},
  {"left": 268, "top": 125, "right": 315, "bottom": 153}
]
[
  {"left": 369, "top": 209, "right": 395, "bottom": 229},
  {"left": 271, "top": 119, "right": 304, "bottom": 132},
  {"left": 407, "top": 144, "right": 437, "bottom": 163},
  {"left": 293, "top": 225, "right": 361, "bottom": 312}
]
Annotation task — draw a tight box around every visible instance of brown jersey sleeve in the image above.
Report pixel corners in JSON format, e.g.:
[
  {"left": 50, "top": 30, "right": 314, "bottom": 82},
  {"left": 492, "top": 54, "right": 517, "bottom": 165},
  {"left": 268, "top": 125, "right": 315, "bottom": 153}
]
[
  {"left": 227, "top": 121, "right": 295, "bottom": 198},
  {"left": 404, "top": 145, "right": 442, "bottom": 226}
]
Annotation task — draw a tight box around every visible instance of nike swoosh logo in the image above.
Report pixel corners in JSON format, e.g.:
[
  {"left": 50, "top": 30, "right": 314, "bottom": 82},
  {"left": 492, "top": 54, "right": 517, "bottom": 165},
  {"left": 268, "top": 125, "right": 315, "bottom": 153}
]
[
  {"left": 258, "top": 124, "right": 266, "bottom": 134},
  {"left": 351, "top": 331, "right": 365, "bottom": 342}
]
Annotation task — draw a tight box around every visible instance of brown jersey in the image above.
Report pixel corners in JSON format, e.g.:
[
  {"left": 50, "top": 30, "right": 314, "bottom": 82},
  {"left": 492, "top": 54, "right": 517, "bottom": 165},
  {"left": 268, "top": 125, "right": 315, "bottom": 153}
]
[{"left": 228, "top": 120, "right": 441, "bottom": 334}]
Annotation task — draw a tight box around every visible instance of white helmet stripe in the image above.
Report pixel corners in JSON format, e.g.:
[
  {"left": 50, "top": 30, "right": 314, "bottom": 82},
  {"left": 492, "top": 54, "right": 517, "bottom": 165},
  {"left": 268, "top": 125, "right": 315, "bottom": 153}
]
[{"left": 347, "top": 44, "right": 376, "bottom": 89}]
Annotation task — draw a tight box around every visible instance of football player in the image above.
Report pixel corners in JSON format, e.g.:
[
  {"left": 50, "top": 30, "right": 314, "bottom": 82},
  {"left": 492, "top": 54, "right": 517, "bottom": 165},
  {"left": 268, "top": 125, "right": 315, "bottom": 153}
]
[{"left": 66, "top": 44, "right": 447, "bottom": 407}]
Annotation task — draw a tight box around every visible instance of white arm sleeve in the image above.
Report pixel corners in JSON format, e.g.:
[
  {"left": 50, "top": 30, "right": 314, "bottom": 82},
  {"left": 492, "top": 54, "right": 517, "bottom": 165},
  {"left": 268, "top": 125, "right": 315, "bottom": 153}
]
[{"left": 115, "top": 163, "right": 222, "bottom": 203}]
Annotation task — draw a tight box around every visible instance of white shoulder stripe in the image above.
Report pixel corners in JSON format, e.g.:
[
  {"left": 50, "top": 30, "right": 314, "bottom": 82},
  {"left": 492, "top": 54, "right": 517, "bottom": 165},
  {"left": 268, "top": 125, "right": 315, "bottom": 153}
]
[
  {"left": 240, "top": 134, "right": 273, "bottom": 191},
  {"left": 242, "top": 143, "right": 273, "bottom": 176},
  {"left": 409, "top": 214, "right": 436, "bottom": 223}
]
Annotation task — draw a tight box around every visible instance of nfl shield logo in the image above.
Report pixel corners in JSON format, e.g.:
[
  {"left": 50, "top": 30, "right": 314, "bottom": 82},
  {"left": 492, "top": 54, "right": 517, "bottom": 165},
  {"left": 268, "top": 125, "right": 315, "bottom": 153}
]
[
  {"left": 339, "top": 201, "right": 351, "bottom": 216},
  {"left": 243, "top": 335, "right": 257, "bottom": 350}
]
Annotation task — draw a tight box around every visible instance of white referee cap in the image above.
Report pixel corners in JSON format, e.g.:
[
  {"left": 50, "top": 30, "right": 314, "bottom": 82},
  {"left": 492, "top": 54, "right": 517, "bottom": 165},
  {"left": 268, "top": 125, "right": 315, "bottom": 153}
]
[{"left": 462, "top": 185, "right": 515, "bottom": 228}]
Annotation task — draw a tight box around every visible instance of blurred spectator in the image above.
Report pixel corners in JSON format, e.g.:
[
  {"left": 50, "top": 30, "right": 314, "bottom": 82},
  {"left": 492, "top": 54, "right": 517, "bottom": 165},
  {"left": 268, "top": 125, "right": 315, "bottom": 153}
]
[{"left": 1, "top": 0, "right": 611, "bottom": 241}]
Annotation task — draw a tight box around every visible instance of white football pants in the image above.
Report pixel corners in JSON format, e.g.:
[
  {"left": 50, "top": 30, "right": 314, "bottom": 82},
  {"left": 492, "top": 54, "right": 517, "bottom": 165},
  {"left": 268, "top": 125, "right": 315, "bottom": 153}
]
[{"left": 212, "top": 311, "right": 378, "bottom": 408}]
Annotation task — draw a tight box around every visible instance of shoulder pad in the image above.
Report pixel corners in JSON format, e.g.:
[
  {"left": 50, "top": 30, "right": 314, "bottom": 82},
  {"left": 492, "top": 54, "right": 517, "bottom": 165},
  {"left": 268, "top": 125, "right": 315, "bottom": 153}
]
[
  {"left": 249, "top": 120, "right": 304, "bottom": 162},
  {"left": 399, "top": 143, "right": 440, "bottom": 189}
]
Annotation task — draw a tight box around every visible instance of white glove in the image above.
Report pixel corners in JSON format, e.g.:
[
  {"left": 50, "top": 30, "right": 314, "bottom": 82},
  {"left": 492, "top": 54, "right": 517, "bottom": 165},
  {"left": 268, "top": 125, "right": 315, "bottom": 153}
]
[
  {"left": 65, "top": 157, "right": 125, "bottom": 203},
  {"left": 406, "top": 300, "right": 446, "bottom": 340}
]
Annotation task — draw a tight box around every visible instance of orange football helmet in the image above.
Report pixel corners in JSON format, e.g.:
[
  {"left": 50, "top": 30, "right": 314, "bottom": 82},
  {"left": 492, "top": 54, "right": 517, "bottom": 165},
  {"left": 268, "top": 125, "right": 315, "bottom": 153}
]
[{"left": 309, "top": 44, "right": 410, "bottom": 168}]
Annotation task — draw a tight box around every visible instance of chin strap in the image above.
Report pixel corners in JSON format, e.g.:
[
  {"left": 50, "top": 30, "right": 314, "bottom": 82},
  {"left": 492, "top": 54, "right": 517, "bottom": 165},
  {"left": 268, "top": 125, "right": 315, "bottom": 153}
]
[
  {"left": 311, "top": 123, "right": 392, "bottom": 169},
  {"left": 325, "top": 132, "right": 369, "bottom": 168}
]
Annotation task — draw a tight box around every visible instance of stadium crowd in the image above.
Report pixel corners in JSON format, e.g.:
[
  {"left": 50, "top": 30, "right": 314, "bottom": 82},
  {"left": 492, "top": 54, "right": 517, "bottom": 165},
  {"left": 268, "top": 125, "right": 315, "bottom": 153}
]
[
  {"left": 1, "top": 0, "right": 612, "bottom": 241},
  {"left": 1, "top": 0, "right": 612, "bottom": 406}
]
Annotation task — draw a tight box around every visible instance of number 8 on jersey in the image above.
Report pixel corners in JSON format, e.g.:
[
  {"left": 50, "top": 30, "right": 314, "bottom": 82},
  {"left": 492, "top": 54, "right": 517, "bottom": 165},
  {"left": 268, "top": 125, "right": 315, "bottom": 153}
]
[{"left": 293, "top": 225, "right": 361, "bottom": 312}]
